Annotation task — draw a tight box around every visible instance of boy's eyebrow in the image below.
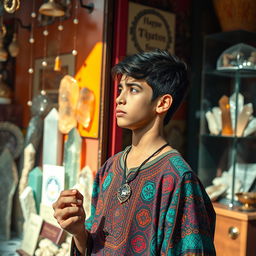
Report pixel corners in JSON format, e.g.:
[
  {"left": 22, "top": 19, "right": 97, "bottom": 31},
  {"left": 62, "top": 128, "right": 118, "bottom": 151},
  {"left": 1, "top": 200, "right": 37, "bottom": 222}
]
[{"left": 125, "top": 82, "right": 143, "bottom": 89}]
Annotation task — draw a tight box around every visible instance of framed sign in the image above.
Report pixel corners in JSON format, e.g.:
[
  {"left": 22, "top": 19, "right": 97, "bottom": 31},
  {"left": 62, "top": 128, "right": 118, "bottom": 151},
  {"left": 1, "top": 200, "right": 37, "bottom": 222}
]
[
  {"left": 127, "top": 2, "right": 175, "bottom": 55},
  {"left": 33, "top": 53, "right": 75, "bottom": 103}
]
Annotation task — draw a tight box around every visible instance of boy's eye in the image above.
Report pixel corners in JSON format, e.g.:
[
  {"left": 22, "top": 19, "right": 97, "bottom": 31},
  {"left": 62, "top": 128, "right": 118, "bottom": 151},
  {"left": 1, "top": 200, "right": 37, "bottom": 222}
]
[
  {"left": 117, "top": 87, "right": 122, "bottom": 95},
  {"left": 130, "top": 87, "right": 139, "bottom": 93}
]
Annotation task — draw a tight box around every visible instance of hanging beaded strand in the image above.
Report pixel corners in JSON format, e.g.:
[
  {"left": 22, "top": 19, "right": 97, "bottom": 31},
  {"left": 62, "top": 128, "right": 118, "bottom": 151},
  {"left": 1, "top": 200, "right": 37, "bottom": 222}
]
[
  {"left": 54, "top": 18, "right": 63, "bottom": 71},
  {"left": 41, "top": 23, "right": 49, "bottom": 94},
  {"left": 72, "top": 0, "right": 79, "bottom": 56},
  {"left": 27, "top": 0, "right": 36, "bottom": 106}
]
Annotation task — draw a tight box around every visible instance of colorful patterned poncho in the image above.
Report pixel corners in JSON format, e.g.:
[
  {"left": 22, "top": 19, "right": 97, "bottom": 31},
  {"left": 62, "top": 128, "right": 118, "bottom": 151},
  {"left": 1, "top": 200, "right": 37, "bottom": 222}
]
[{"left": 79, "top": 149, "right": 216, "bottom": 255}]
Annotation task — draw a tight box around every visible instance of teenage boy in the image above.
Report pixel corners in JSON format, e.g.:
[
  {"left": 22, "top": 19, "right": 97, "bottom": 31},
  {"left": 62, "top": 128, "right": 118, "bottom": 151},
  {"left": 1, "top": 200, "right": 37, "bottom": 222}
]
[{"left": 53, "top": 50, "right": 216, "bottom": 255}]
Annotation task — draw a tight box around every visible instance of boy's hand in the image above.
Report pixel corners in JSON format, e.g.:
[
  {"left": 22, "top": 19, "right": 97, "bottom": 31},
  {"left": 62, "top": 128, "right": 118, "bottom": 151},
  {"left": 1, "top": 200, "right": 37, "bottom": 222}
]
[{"left": 52, "top": 189, "right": 86, "bottom": 236}]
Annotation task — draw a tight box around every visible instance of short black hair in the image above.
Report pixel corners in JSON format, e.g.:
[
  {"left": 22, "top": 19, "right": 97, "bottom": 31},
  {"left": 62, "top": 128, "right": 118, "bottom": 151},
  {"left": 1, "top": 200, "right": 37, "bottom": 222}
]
[{"left": 112, "top": 49, "right": 189, "bottom": 125}]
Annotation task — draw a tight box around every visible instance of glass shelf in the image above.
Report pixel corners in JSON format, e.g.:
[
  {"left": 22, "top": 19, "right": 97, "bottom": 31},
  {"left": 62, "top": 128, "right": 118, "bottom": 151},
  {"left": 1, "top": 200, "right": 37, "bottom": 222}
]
[
  {"left": 200, "top": 134, "right": 256, "bottom": 140},
  {"left": 203, "top": 69, "right": 256, "bottom": 78}
]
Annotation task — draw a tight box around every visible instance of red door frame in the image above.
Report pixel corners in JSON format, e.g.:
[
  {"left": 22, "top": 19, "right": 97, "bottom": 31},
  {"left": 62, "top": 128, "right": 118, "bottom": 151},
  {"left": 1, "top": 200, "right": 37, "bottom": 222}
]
[{"left": 108, "top": 0, "right": 129, "bottom": 157}]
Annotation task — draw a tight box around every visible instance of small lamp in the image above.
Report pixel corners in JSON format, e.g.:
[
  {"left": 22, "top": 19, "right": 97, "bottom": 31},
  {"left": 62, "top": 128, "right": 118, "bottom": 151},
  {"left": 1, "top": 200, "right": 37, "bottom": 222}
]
[{"left": 39, "top": 0, "right": 65, "bottom": 17}]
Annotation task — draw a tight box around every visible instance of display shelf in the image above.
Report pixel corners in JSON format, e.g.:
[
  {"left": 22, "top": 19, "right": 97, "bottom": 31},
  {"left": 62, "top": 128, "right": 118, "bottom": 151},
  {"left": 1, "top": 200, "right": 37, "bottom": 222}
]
[
  {"left": 198, "top": 30, "right": 256, "bottom": 203},
  {"left": 200, "top": 134, "right": 256, "bottom": 140},
  {"left": 204, "top": 69, "right": 256, "bottom": 78}
]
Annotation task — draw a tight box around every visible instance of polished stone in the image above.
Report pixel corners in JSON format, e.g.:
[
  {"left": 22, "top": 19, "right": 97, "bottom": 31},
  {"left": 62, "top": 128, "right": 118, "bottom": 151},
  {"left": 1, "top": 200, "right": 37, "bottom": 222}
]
[
  {"left": 64, "top": 128, "right": 81, "bottom": 188},
  {"left": 58, "top": 75, "right": 79, "bottom": 134},
  {"left": 0, "top": 148, "right": 18, "bottom": 240},
  {"left": 28, "top": 167, "right": 42, "bottom": 214},
  {"left": 19, "top": 143, "right": 36, "bottom": 195},
  {"left": 43, "top": 108, "right": 63, "bottom": 166},
  {"left": 19, "top": 186, "right": 36, "bottom": 222},
  {"left": 76, "top": 87, "right": 95, "bottom": 130}
]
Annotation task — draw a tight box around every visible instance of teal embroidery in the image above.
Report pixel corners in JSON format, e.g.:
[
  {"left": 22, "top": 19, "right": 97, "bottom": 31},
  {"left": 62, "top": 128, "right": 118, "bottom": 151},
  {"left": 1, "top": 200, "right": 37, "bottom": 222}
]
[
  {"left": 170, "top": 156, "right": 188, "bottom": 175},
  {"left": 166, "top": 207, "right": 176, "bottom": 224},
  {"left": 141, "top": 182, "right": 156, "bottom": 201},
  {"left": 150, "top": 234, "right": 157, "bottom": 256},
  {"left": 102, "top": 173, "right": 113, "bottom": 191},
  {"left": 92, "top": 181, "right": 100, "bottom": 197}
]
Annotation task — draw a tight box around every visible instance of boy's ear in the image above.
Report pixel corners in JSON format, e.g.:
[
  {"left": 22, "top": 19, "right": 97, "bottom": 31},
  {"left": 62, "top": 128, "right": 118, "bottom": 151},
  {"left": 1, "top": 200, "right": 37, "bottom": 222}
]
[{"left": 156, "top": 94, "right": 173, "bottom": 114}]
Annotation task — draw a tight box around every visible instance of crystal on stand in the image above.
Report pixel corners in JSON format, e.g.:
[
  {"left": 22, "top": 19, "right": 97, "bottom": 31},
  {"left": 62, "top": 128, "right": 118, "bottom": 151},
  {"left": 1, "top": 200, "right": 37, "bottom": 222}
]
[
  {"left": 76, "top": 87, "right": 95, "bottom": 130},
  {"left": 58, "top": 75, "right": 79, "bottom": 134},
  {"left": 63, "top": 128, "right": 81, "bottom": 188},
  {"left": 43, "top": 108, "right": 63, "bottom": 166},
  {"left": 0, "top": 148, "right": 18, "bottom": 240}
]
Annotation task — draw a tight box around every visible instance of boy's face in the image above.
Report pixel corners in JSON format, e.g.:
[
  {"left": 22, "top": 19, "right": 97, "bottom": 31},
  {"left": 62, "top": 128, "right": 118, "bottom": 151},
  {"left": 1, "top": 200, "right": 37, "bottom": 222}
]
[{"left": 116, "top": 75, "right": 157, "bottom": 130}]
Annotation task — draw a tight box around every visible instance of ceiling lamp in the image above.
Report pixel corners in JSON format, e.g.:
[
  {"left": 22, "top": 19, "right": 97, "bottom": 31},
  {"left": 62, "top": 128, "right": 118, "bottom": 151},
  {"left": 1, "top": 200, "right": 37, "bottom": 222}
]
[{"left": 39, "top": 0, "right": 65, "bottom": 17}]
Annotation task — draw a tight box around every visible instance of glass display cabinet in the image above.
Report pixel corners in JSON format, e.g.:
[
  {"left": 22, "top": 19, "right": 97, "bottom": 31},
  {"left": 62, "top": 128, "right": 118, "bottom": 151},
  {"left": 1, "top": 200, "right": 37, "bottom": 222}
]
[{"left": 198, "top": 30, "right": 256, "bottom": 208}]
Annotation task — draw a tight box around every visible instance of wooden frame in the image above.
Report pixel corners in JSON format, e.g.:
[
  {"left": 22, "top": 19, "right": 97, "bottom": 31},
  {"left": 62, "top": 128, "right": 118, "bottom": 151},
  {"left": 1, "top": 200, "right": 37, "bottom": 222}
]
[{"left": 33, "top": 53, "right": 75, "bottom": 103}]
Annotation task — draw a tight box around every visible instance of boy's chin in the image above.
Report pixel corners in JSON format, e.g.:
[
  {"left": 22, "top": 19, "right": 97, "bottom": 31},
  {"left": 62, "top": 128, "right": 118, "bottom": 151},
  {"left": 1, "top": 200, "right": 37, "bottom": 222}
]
[{"left": 116, "top": 121, "right": 132, "bottom": 130}]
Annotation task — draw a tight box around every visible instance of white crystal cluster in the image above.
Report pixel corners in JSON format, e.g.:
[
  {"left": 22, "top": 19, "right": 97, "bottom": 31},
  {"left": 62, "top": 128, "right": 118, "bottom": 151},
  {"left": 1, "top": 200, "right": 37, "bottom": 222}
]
[
  {"left": 206, "top": 92, "right": 256, "bottom": 136},
  {"left": 206, "top": 172, "right": 242, "bottom": 201},
  {"left": 35, "top": 236, "right": 71, "bottom": 256}
]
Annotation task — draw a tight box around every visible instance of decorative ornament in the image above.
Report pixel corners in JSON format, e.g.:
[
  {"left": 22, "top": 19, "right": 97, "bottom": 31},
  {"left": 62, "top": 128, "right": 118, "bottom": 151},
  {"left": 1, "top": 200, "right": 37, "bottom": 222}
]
[
  {"left": 31, "top": 12, "right": 36, "bottom": 18},
  {"left": 28, "top": 68, "right": 34, "bottom": 74},
  {"left": 43, "top": 29, "right": 49, "bottom": 36},
  {"left": 0, "top": 39, "right": 8, "bottom": 62},
  {"left": 58, "top": 24, "right": 63, "bottom": 31},
  {"left": 0, "top": 17, "right": 7, "bottom": 39},
  {"left": 54, "top": 56, "right": 61, "bottom": 71},
  {"left": 117, "top": 183, "right": 132, "bottom": 204},
  {"left": 73, "top": 18, "right": 79, "bottom": 24},
  {"left": 29, "top": 37, "right": 35, "bottom": 44},
  {"left": 54, "top": 18, "right": 63, "bottom": 72},
  {"left": 3, "top": 0, "right": 20, "bottom": 14},
  {"left": 27, "top": 0, "right": 36, "bottom": 106},
  {"left": 0, "top": 74, "right": 11, "bottom": 104},
  {"left": 42, "top": 60, "right": 47, "bottom": 67},
  {"left": 39, "top": 0, "right": 65, "bottom": 17},
  {"left": 8, "top": 33, "right": 19, "bottom": 57},
  {"left": 72, "top": 0, "right": 79, "bottom": 56},
  {"left": 30, "top": 91, "right": 52, "bottom": 117}
]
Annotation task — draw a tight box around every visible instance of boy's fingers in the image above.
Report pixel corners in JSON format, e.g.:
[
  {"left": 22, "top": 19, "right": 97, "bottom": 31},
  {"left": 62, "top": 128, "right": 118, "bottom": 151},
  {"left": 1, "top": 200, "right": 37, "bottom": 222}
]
[
  {"left": 60, "top": 215, "right": 83, "bottom": 230},
  {"left": 59, "top": 189, "right": 77, "bottom": 197},
  {"left": 60, "top": 189, "right": 84, "bottom": 200},
  {"left": 52, "top": 196, "right": 82, "bottom": 210},
  {"left": 54, "top": 206, "right": 85, "bottom": 222},
  {"left": 73, "top": 190, "right": 84, "bottom": 200}
]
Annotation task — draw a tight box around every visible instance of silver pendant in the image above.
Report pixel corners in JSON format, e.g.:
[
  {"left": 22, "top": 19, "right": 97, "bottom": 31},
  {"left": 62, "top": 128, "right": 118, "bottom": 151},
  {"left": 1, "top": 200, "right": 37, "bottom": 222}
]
[{"left": 117, "top": 183, "right": 131, "bottom": 203}]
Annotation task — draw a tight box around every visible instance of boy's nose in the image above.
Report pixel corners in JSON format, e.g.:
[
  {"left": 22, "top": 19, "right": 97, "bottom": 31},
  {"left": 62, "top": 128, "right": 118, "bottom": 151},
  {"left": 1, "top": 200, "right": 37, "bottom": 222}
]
[{"left": 116, "top": 93, "right": 126, "bottom": 105}]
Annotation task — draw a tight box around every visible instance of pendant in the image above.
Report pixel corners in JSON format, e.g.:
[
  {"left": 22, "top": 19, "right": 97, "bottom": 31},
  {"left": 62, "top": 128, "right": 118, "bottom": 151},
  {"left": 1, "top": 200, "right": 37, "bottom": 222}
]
[{"left": 117, "top": 183, "right": 131, "bottom": 203}]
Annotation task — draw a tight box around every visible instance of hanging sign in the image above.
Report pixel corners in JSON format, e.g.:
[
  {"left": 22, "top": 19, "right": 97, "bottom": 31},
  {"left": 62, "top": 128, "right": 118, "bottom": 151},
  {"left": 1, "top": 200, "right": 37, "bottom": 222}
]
[{"left": 127, "top": 2, "right": 175, "bottom": 55}]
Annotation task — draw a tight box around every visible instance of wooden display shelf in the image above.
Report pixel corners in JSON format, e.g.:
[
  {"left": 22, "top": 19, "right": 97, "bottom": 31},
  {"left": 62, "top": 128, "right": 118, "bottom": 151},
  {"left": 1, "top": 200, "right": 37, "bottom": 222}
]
[{"left": 213, "top": 203, "right": 256, "bottom": 256}]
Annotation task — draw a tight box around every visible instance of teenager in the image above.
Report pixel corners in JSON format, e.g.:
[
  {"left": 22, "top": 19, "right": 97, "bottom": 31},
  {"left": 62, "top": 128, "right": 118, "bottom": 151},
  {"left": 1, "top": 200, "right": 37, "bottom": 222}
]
[{"left": 53, "top": 50, "right": 216, "bottom": 255}]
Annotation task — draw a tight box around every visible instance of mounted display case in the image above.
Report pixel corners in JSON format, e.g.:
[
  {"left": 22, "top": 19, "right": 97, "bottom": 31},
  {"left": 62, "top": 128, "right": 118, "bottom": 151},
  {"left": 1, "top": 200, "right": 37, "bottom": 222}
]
[{"left": 198, "top": 31, "right": 256, "bottom": 207}]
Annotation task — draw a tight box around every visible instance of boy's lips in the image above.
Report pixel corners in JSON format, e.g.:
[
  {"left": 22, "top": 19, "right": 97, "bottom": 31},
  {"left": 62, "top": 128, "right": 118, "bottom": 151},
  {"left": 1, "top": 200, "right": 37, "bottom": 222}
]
[{"left": 116, "top": 109, "right": 126, "bottom": 117}]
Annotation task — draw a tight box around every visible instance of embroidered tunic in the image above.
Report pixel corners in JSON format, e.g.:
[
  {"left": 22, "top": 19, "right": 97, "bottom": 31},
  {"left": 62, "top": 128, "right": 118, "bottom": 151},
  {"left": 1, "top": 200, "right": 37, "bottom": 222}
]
[{"left": 83, "top": 149, "right": 216, "bottom": 255}]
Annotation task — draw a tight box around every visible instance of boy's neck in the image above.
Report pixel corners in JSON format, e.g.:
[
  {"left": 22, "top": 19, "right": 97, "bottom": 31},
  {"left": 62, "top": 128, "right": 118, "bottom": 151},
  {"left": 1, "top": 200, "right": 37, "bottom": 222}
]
[{"left": 130, "top": 123, "right": 167, "bottom": 155}]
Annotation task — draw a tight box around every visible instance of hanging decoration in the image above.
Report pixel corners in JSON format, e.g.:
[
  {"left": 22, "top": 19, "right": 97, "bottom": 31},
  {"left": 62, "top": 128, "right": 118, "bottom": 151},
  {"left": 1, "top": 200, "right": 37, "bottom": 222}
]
[
  {"left": 0, "top": 17, "right": 7, "bottom": 39},
  {"left": 0, "top": 39, "right": 8, "bottom": 62},
  {"left": 3, "top": 0, "right": 20, "bottom": 14},
  {"left": 0, "top": 16, "right": 8, "bottom": 62},
  {"left": 39, "top": 0, "right": 65, "bottom": 17},
  {"left": 8, "top": 20, "right": 19, "bottom": 57},
  {"left": 27, "top": 0, "right": 36, "bottom": 106},
  {"left": 41, "top": 25, "right": 49, "bottom": 68},
  {"left": 54, "top": 18, "right": 63, "bottom": 71},
  {"left": 72, "top": 0, "right": 79, "bottom": 56}
]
